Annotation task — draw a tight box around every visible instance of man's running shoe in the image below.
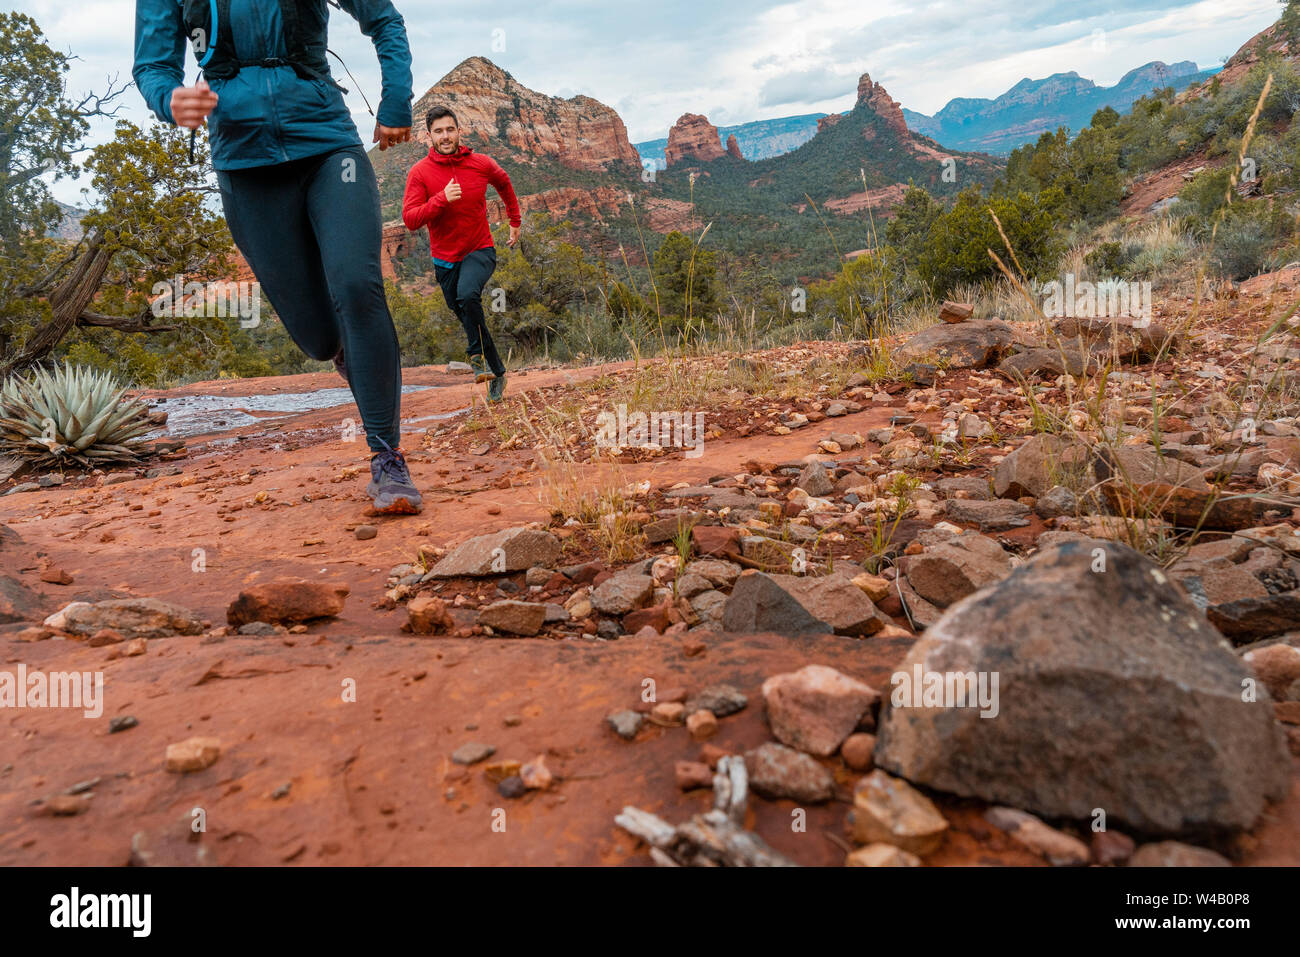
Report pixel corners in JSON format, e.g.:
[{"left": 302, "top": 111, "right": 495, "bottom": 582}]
[
  {"left": 487, "top": 372, "right": 507, "bottom": 403},
  {"left": 468, "top": 353, "right": 494, "bottom": 383},
  {"left": 367, "top": 437, "right": 423, "bottom": 514}
]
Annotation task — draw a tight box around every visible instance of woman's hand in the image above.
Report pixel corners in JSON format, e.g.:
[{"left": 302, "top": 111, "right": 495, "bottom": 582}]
[
  {"left": 170, "top": 80, "right": 219, "bottom": 129},
  {"left": 373, "top": 124, "right": 412, "bottom": 151}
]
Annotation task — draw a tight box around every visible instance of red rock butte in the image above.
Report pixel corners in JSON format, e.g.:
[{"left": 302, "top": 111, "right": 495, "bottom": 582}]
[
  {"left": 411, "top": 56, "right": 642, "bottom": 172},
  {"left": 664, "top": 113, "right": 727, "bottom": 167},
  {"left": 856, "top": 73, "right": 910, "bottom": 139}
]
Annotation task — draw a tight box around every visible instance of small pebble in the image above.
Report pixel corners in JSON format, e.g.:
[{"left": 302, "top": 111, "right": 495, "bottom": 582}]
[
  {"left": 451, "top": 742, "right": 496, "bottom": 765},
  {"left": 686, "top": 709, "right": 718, "bottom": 740}
]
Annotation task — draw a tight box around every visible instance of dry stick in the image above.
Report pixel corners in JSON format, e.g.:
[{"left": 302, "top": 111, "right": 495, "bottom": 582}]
[
  {"left": 1188, "top": 73, "right": 1276, "bottom": 354},
  {"left": 823, "top": 831, "right": 854, "bottom": 854},
  {"left": 615, "top": 756, "right": 797, "bottom": 866}
]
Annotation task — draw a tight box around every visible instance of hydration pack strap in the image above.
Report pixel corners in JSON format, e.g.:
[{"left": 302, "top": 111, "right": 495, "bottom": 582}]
[{"left": 185, "top": 0, "right": 331, "bottom": 83}]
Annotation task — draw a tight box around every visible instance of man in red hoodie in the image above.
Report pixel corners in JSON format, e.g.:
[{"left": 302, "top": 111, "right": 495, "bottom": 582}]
[{"left": 402, "top": 106, "right": 522, "bottom": 402}]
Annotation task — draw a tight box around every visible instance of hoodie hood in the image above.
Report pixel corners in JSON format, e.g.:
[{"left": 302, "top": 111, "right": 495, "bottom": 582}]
[{"left": 428, "top": 143, "right": 475, "bottom": 164}]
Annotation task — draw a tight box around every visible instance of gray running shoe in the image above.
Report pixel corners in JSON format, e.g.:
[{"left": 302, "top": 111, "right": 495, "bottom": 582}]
[
  {"left": 367, "top": 437, "right": 423, "bottom": 515},
  {"left": 487, "top": 372, "right": 506, "bottom": 402},
  {"left": 468, "top": 353, "right": 493, "bottom": 383}
]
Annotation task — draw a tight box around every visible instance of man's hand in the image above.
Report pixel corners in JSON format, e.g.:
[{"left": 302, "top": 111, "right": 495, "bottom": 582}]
[
  {"left": 444, "top": 178, "right": 462, "bottom": 203},
  {"left": 170, "top": 80, "right": 218, "bottom": 130},
  {"left": 373, "top": 124, "right": 412, "bottom": 151},
  {"left": 508, "top": 225, "right": 520, "bottom": 248}
]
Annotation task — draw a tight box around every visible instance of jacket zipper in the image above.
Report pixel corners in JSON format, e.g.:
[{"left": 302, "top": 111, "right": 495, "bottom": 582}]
[{"left": 258, "top": 3, "right": 289, "bottom": 163}]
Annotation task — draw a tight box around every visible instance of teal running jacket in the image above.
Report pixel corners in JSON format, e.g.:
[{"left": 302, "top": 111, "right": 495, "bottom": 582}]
[{"left": 133, "top": 0, "right": 413, "bottom": 170}]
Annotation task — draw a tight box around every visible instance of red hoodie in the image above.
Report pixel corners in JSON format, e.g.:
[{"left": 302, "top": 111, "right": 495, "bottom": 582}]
[{"left": 402, "top": 144, "right": 522, "bottom": 263}]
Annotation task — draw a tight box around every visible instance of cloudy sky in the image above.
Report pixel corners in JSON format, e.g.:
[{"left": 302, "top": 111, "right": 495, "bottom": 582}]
[{"left": 19, "top": 0, "right": 1282, "bottom": 205}]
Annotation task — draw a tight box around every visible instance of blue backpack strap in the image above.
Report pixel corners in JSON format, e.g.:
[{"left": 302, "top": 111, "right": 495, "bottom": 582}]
[
  {"left": 181, "top": 0, "right": 234, "bottom": 76},
  {"left": 183, "top": 0, "right": 331, "bottom": 81},
  {"left": 198, "top": 0, "right": 221, "bottom": 68}
]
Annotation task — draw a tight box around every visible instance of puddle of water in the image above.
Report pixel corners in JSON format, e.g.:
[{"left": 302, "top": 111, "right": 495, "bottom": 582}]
[
  {"left": 400, "top": 408, "right": 470, "bottom": 432},
  {"left": 147, "top": 384, "right": 433, "bottom": 438}
]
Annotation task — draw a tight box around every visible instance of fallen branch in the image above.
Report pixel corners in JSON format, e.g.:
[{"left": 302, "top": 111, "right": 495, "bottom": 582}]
[{"left": 614, "top": 755, "right": 798, "bottom": 866}]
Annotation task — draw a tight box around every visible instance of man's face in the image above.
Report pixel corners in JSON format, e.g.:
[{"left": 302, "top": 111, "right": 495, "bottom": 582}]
[{"left": 430, "top": 117, "right": 460, "bottom": 154}]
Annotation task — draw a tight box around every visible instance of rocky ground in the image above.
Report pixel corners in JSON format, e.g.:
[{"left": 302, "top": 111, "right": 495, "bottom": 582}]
[{"left": 2, "top": 281, "right": 1299, "bottom": 866}]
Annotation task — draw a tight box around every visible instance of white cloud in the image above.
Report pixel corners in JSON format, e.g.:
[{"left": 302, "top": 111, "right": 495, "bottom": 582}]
[{"left": 12, "top": 0, "right": 1283, "bottom": 206}]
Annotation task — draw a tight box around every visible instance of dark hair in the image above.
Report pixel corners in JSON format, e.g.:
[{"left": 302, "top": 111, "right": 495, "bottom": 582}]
[{"left": 425, "top": 106, "right": 458, "bottom": 131}]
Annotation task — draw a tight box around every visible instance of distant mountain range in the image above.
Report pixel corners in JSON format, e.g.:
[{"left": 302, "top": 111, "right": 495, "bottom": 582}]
[
  {"left": 636, "top": 113, "right": 827, "bottom": 169},
  {"left": 632, "top": 60, "right": 1219, "bottom": 166},
  {"left": 359, "top": 35, "right": 1265, "bottom": 283},
  {"left": 902, "top": 60, "right": 1218, "bottom": 154}
]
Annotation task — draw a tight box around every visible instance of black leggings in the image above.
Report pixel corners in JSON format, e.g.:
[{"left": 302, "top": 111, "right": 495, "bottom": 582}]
[
  {"left": 216, "top": 145, "right": 401, "bottom": 451},
  {"left": 435, "top": 246, "right": 504, "bottom": 376}
]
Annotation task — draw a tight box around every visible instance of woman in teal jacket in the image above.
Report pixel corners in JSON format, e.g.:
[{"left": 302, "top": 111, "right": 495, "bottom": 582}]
[{"left": 132, "top": 0, "right": 424, "bottom": 515}]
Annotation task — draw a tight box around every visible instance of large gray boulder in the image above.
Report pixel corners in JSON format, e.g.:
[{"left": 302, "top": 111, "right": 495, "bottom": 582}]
[
  {"left": 993, "top": 434, "right": 1090, "bottom": 499},
  {"left": 723, "top": 571, "right": 889, "bottom": 636},
  {"left": 899, "top": 319, "right": 1020, "bottom": 370},
  {"left": 874, "top": 541, "right": 1290, "bottom": 835},
  {"left": 899, "top": 532, "right": 1013, "bottom": 609},
  {"left": 47, "top": 597, "right": 205, "bottom": 638},
  {"left": 427, "top": 527, "right": 561, "bottom": 578}
]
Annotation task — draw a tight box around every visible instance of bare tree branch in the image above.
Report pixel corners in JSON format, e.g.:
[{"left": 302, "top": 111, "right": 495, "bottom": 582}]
[{"left": 77, "top": 307, "right": 178, "bottom": 333}]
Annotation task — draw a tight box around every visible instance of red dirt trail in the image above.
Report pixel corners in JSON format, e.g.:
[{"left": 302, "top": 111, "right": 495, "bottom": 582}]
[{"left": 2, "top": 362, "right": 1297, "bottom": 866}]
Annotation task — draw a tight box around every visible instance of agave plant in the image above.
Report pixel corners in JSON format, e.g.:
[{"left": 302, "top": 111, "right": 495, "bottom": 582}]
[{"left": 0, "top": 363, "right": 155, "bottom": 468}]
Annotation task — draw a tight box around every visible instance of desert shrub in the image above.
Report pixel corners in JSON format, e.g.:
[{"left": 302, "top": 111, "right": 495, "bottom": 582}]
[
  {"left": 916, "top": 186, "right": 1066, "bottom": 293},
  {"left": 1208, "top": 200, "right": 1296, "bottom": 279}
]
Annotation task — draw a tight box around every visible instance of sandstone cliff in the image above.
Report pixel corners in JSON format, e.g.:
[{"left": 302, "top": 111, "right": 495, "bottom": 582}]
[
  {"left": 412, "top": 56, "right": 641, "bottom": 171},
  {"left": 486, "top": 186, "right": 628, "bottom": 225},
  {"left": 856, "top": 73, "right": 909, "bottom": 139},
  {"left": 664, "top": 113, "right": 726, "bottom": 166}
]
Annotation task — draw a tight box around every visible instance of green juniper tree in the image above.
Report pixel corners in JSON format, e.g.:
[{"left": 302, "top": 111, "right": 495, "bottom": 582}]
[{"left": 0, "top": 12, "right": 235, "bottom": 383}]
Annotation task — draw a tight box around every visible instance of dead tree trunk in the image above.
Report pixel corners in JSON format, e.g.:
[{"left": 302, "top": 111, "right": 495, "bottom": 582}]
[{"left": 1, "top": 234, "right": 111, "bottom": 377}]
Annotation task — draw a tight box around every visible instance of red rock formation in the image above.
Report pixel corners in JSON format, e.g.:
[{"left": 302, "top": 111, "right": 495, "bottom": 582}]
[
  {"left": 486, "top": 186, "right": 627, "bottom": 225},
  {"left": 823, "top": 183, "right": 910, "bottom": 216},
  {"left": 817, "top": 113, "right": 843, "bottom": 134},
  {"left": 379, "top": 221, "right": 411, "bottom": 279},
  {"left": 226, "top": 252, "right": 257, "bottom": 284},
  {"left": 411, "top": 56, "right": 641, "bottom": 171},
  {"left": 856, "top": 73, "right": 909, "bottom": 138},
  {"left": 1188, "top": 20, "right": 1296, "bottom": 93},
  {"left": 725, "top": 134, "right": 743, "bottom": 160},
  {"left": 664, "top": 113, "right": 726, "bottom": 166},
  {"left": 644, "top": 197, "right": 703, "bottom": 234}
]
